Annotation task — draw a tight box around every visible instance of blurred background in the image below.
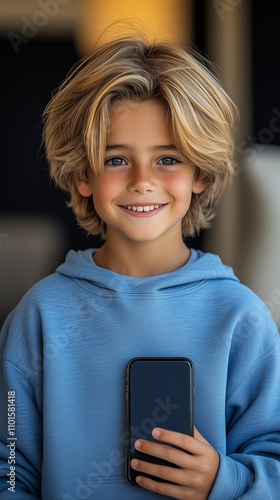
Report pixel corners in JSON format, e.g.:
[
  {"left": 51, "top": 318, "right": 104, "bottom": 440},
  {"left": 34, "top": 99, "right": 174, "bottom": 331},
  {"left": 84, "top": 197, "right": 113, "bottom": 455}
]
[{"left": 0, "top": 0, "right": 280, "bottom": 328}]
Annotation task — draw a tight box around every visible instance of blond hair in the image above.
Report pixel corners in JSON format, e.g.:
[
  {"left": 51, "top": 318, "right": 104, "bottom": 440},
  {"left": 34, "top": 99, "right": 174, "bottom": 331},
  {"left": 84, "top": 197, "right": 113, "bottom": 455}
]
[{"left": 43, "top": 30, "right": 236, "bottom": 239}]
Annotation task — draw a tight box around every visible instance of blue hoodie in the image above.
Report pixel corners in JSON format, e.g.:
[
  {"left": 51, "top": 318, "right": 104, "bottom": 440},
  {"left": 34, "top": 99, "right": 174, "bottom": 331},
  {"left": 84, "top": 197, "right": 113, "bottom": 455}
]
[{"left": 0, "top": 248, "right": 280, "bottom": 499}]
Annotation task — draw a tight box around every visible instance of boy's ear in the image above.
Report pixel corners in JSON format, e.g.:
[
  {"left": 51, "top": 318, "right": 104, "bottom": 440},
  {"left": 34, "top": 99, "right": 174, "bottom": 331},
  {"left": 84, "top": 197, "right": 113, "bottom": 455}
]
[
  {"left": 192, "top": 170, "right": 207, "bottom": 194},
  {"left": 73, "top": 174, "right": 93, "bottom": 197}
]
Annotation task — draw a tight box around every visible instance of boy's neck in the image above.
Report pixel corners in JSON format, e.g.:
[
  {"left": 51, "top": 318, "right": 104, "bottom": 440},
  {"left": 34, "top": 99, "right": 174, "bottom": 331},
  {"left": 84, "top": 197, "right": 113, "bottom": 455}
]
[{"left": 93, "top": 229, "right": 191, "bottom": 278}]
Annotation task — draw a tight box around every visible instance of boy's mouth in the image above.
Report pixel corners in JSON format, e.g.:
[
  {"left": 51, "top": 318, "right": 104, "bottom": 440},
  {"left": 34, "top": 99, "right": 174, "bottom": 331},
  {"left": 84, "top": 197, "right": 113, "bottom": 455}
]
[{"left": 121, "top": 204, "right": 165, "bottom": 213}]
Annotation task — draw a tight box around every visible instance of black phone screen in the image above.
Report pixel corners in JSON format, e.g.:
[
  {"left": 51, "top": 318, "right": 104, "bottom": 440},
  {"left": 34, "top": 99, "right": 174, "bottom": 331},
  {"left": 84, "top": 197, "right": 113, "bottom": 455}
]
[{"left": 125, "top": 357, "right": 194, "bottom": 486}]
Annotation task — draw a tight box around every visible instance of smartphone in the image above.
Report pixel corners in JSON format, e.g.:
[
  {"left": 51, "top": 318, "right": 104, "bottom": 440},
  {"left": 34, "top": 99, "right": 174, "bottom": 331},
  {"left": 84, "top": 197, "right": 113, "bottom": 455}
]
[{"left": 125, "top": 357, "right": 194, "bottom": 486}]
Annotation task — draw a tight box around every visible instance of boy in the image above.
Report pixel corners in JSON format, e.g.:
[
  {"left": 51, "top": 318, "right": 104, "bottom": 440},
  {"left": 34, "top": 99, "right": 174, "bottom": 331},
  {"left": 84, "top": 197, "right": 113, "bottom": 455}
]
[{"left": 0, "top": 33, "right": 280, "bottom": 499}]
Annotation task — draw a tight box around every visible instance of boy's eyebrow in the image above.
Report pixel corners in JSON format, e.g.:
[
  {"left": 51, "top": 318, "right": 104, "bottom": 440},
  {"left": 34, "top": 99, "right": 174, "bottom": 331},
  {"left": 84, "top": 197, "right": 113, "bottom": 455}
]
[{"left": 105, "top": 144, "right": 180, "bottom": 152}]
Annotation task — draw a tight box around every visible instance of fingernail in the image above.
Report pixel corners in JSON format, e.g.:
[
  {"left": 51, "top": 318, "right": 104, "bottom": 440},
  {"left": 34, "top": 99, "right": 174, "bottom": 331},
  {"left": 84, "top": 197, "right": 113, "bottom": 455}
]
[
  {"left": 135, "top": 440, "right": 142, "bottom": 449},
  {"left": 131, "top": 459, "right": 139, "bottom": 468},
  {"left": 136, "top": 476, "right": 142, "bottom": 484},
  {"left": 153, "top": 428, "right": 161, "bottom": 438}
]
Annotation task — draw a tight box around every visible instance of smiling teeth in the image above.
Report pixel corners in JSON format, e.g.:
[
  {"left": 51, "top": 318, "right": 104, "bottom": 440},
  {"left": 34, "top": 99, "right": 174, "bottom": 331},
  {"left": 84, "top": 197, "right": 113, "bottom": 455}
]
[{"left": 124, "top": 205, "right": 162, "bottom": 212}]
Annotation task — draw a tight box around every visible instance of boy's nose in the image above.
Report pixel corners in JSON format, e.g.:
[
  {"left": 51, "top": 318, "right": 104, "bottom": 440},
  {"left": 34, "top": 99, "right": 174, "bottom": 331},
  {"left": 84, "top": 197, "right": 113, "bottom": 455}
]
[{"left": 127, "top": 164, "right": 157, "bottom": 193}]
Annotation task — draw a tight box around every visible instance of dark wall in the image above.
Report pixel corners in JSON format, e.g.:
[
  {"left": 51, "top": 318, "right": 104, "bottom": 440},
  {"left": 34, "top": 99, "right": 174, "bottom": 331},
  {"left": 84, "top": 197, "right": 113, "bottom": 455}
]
[
  {"left": 251, "top": 2, "right": 280, "bottom": 146},
  {"left": 0, "top": 35, "right": 103, "bottom": 255}
]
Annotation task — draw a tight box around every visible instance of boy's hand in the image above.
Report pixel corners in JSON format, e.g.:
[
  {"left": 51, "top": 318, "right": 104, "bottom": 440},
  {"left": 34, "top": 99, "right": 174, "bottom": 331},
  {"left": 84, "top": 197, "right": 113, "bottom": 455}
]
[{"left": 131, "top": 427, "right": 219, "bottom": 499}]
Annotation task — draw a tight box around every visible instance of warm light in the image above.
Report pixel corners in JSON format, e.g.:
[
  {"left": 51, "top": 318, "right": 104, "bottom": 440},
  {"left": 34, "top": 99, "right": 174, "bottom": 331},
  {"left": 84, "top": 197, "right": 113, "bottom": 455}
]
[{"left": 75, "top": 0, "right": 192, "bottom": 56}]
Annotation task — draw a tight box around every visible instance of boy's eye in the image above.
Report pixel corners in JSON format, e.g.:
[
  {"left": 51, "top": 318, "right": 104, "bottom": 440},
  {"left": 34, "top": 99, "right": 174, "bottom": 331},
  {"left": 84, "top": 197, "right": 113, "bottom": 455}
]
[
  {"left": 158, "top": 157, "right": 178, "bottom": 165},
  {"left": 104, "top": 156, "right": 179, "bottom": 167},
  {"left": 105, "top": 157, "right": 126, "bottom": 166}
]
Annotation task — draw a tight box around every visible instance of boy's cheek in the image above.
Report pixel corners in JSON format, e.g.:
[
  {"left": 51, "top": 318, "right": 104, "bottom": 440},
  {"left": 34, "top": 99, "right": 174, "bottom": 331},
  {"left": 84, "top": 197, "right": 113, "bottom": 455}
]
[{"left": 92, "top": 176, "right": 124, "bottom": 202}]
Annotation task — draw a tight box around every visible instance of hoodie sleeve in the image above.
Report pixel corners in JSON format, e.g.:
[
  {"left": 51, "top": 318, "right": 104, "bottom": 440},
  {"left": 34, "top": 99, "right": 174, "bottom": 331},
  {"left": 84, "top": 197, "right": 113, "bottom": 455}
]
[
  {"left": 0, "top": 306, "right": 42, "bottom": 499},
  {"left": 209, "top": 305, "right": 280, "bottom": 500}
]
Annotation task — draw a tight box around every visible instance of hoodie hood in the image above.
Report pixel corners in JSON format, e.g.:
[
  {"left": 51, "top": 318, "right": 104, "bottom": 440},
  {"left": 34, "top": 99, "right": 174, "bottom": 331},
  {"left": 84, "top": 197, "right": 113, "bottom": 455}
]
[{"left": 56, "top": 248, "right": 239, "bottom": 294}]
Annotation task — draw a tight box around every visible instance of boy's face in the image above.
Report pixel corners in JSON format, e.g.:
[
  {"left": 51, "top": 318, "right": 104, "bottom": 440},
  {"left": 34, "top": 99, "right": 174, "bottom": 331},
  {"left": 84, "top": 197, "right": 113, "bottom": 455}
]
[{"left": 75, "top": 100, "right": 205, "bottom": 244}]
